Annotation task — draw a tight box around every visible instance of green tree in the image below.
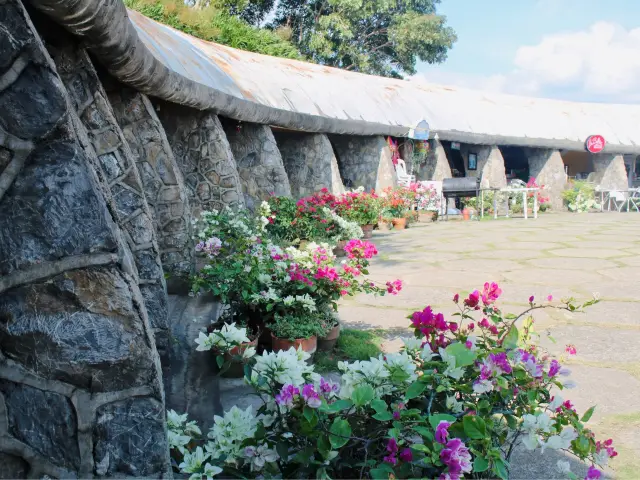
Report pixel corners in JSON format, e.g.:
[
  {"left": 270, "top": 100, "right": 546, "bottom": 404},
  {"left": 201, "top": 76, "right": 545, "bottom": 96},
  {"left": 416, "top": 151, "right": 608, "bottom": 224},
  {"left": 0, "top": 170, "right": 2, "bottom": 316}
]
[{"left": 270, "top": 0, "right": 456, "bottom": 77}]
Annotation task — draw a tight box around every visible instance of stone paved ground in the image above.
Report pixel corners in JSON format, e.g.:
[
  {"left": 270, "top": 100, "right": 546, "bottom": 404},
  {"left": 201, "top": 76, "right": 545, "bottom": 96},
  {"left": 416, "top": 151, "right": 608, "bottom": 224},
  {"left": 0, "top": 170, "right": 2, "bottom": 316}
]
[{"left": 338, "top": 212, "right": 640, "bottom": 479}]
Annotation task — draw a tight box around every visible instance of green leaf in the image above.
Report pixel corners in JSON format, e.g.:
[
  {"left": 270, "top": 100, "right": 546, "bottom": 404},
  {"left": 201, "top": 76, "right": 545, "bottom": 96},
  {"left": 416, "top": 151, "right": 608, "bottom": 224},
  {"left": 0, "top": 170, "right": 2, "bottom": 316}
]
[
  {"left": 581, "top": 405, "right": 596, "bottom": 422},
  {"left": 215, "top": 355, "right": 224, "bottom": 369},
  {"left": 405, "top": 381, "right": 427, "bottom": 400},
  {"left": 371, "top": 399, "right": 388, "bottom": 413},
  {"left": 316, "top": 467, "right": 331, "bottom": 480},
  {"left": 527, "top": 390, "right": 538, "bottom": 404},
  {"left": 329, "top": 418, "right": 352, "bottom": 449},
  {"left": 495, "top": 376, "right": 509, "bottom": 389},
  {"left": 445, "top": 342, "right": 477, "bottom": 367},
  {"left": 428, "top": 414, "right": 456, "bottom": 430},
  {"left": 473, "top": 456, "right": 490, "bottom": 473},
  {"left": 304, "top": 406, "right": 316, "bottom": 423},
  {"left": 276, "top": 442, "right": 289, "bottom": 461},
  {"left": 353, "top": 385, "right": 375, "bottom": 406},
  {"left": 320, "top": 399, "right": 353, "bottom": 413},
  {"left": 412, "top": 426, "right": 433, "bottom": 439},
  {"left": 494, "top": 458, "right": 509, "bottom": 480},
  {"left": 503, "top": 325, "right": 519, "bottom": 349},
  {"left": 372, "top": 411, "right": 394, "bottom": 421},
  {"left": 505, "top": 415, "right": 518, "bottom": 430},
  {"left": 370, "top": 463, "right": 394, "bottom": 480},
  {"left": 463, "top": 415, "right": 487, "bottom": 439},
  {"left": 317, "top": 435, "right": 332, "bottom": 459},
  {"left": 410, "top": 444, "right": 430, "bottom": 453}
]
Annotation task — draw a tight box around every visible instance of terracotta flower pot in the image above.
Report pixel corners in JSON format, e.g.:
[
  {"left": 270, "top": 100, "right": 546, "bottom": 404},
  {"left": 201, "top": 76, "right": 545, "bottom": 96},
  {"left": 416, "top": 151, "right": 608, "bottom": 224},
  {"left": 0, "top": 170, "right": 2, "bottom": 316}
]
[
  {"left": 317, "top": 324, "right": 341, "bottom": 352},
  {"left": 462, "top": 208, "right": 470, "bottom": 221},
  {"left": 377, "top": 219, "right": 392, "bottom": 231},
  {"left": 391, "top": 217, "right": 407, "bottom": 230},
  {"left": 218, "top": 338, "right": 258, "bottom": 378},
  {"left": 333, "top": 239, "right": 348, "bottom": 257},
  {"left": 271, "top": 333, "right": 317, "bottom": 355},
  {"left": 361, "top": 224, "right": 374, "bottom": 239}
]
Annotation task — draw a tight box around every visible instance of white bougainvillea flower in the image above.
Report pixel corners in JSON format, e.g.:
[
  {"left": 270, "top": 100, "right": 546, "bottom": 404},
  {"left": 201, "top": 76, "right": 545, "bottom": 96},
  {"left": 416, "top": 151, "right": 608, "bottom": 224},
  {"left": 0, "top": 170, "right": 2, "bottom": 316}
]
[
  {"left": 541, "top": 427, "right": 578, "bottom": 453},
  {"left": 439, "top": 347, "right": 465, "bottom": 380},
  {"left": 446, "top": 396, "right": 464, "bottom": 414},
  {"left": 402, "top": 336, "right": 423, "bottom": 351},
  {"left": 179, "top": 446, "right": 210, "bottom": 474},
  {"left": 202, "top": 463, "right": 223, "bottom": 479},
  {"left": 195, "top": 332, "right": 215, "bottom": 352}
]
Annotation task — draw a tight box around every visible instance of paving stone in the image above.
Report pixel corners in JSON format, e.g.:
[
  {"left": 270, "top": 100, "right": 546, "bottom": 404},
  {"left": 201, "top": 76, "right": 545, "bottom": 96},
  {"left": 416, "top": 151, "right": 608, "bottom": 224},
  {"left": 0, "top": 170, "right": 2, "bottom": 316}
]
[{"left": 548, "top": 248, "right": 631, "bottom": 259}]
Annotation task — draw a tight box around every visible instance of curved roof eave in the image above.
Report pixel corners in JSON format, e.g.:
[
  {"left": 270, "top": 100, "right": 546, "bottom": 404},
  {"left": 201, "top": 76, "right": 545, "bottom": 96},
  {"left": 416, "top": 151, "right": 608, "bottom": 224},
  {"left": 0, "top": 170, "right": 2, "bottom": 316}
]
[{"left": 29, "top": 0, "right": 640, "bottom": 153}]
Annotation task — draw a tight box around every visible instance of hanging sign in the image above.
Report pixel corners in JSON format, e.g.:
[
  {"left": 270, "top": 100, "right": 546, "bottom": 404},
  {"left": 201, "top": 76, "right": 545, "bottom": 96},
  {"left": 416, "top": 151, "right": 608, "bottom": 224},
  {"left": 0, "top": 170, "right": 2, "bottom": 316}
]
[
  {"left": 585, "top": 135, "right": 605, "bottom": 153},
  {"left": 451, "top": 141, "right": 461, "bottom": 150},
  {"left": 409, "top": 119, "right": 430, "bottom": 140}
]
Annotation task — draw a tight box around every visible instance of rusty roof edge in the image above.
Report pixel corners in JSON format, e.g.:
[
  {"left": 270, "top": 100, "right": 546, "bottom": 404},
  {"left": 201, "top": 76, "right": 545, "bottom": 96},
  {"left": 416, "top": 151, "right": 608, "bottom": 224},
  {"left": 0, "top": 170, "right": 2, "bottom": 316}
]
[{"left": 27, "top": 0, "right": 409, "bottom": 137}]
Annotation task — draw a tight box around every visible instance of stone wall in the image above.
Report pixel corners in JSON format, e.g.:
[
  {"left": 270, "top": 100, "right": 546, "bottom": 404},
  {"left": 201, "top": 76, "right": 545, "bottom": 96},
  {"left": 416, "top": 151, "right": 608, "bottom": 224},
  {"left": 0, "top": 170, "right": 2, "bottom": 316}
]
[
  {"left": 274, "top": 131, "right": 345, "bottom": 198},
  {"left": 156, "top": 102, "right": 244, "bottom": 217},
  {"left": 462, "top": 144, "right": 506, "bottom": 189},
  {"left": 526, "top": 148, "right": 567, "bottom": 210},
  {"left": 330, "top": 135, "right": 396, "bottom": 191},
  {"left": 107, "top": 87, "right": 194, "bottom": 290},
  {"left": 418, "top": 138, "right": 452, "bottom": 181},
  {"left": 44, "top": 30, "right": 169, "bottom": 354},
  {"left": 592, "top": 153, "right": 628, "bottom": 191},
  {"left": 221, "top": 119, "right": 291, "bottom": 209},
  {"left": 0, "top": 1, "right": 169, "bottom": 476}
]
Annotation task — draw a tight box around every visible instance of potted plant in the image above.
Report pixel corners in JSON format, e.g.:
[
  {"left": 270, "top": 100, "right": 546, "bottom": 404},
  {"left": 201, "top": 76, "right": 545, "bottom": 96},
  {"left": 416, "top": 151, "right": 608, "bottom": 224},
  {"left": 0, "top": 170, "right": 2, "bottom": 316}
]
[
  {"left": 333, "top": 188, "right": 381, "bottom": 239},
  {"left": 269, "top": 313, "right": 324, "bottom": 355},
  {"left": 317, "top": 310, "right": 341, "bottom": 352},
  {"left": 195, "top": 322, "right": 257, "bottom": 377}
]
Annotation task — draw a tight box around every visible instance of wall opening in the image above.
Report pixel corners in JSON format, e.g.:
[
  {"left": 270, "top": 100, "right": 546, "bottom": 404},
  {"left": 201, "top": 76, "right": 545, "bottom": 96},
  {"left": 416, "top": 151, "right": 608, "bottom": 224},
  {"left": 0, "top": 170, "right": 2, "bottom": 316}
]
[
  {"left": 561, "top": 150, "right": 592, "bottom": 179},
  {"left": 499, "top": 146, "right": 529, "bottom": 182},
  {"left": 441, "top": 140, "right": 465, "bottom": 177}
]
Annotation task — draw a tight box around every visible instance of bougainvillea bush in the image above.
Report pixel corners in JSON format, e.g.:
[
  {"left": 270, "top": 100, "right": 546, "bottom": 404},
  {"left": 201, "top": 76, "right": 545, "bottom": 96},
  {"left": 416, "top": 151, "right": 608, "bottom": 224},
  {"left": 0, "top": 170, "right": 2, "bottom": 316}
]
[
  {"left": 191, "top": 205, "right": 401, "bottom": 327},
  {"left": 170, "top": 284, "right": 613, "bottom": 479},
  {"left": 381, "top": 186, "right": 417, "bottom": 218}
]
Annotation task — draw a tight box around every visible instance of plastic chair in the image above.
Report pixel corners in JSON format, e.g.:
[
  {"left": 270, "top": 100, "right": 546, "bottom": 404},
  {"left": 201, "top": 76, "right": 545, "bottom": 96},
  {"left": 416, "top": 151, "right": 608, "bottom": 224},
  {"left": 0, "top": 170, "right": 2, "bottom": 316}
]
[
  {"left": 609, "top": 191, "right": 627, "bottom": 212},
  {"left": 396, "top": 159, "right": 416, "bottom": 186}
]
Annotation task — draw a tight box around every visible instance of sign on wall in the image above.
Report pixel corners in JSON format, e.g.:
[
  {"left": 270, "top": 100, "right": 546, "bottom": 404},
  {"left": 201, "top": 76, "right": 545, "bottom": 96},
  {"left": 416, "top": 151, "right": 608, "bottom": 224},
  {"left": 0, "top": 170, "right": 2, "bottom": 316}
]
[
  {"left": 451, "top": 141, "right": 461, "bottom": 150},
  {"left": 585, "top": 135, "right": 606, "bottom": 154}
]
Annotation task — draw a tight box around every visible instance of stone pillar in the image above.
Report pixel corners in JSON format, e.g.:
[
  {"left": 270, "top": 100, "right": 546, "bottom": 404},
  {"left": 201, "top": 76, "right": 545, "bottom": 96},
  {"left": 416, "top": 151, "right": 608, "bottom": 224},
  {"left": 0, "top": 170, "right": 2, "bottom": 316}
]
[
  {"left": 0, "top": 1, "right": 169, "bottom": 477},
  {"left": 526, "top": 148, "right": 566, "bottom": 210},
  {"left": 275, "top": 131, "right": 345, "bottom": 198},
  {"left": 45, "top": 35, "right": 169, "bottom": 354},
  {"left": 463, "top": 145, "right": 506, "bottom": 189},
  {"left": 155, "top": 102, "right": 244, "bottom": 217},
  {"left": 330, "top": 135, "right": 397, "bottom": 192},
  {"left": 107, "top": 88, "right": 193, "bottom": 291},
  {"left": 592, "top": 153, "right": 628, "bottom": 190},
  {"left": 418, "top": 138, "right": 452, "bottom": 181},
  {"left": 221, "top": 120, "right": 291, "bottom": 209}
]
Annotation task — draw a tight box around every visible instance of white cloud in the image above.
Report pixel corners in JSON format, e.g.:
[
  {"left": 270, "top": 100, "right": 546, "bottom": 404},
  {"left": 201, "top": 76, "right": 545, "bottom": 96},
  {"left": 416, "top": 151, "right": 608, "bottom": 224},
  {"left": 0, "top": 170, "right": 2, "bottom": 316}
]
[
  {"left": 513, "top": 22, "right": 640, "bottom": 98},
  {"left": 415, "top": 21, "right": 640, "bottom": 103}
]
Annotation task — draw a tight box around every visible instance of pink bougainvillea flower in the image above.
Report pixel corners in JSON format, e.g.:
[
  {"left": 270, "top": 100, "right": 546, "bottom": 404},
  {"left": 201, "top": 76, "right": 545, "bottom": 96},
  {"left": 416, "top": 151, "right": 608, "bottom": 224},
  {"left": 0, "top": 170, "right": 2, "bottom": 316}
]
[
  {"left": 275, "top": 384, "right": 299, "bottom": 407},
  {"left": 386, "top": 279, "right": 403, "bottom": 295},
  {"left": 529, "top": 295, "right": 535, "bottom": 303},
  {"left": 439, "top": 438, "right": 472, "bottom": 477},
  {"left": 399, "top": 448, "right": 413, "bottom": 462},
  {"left": 383, "top": 455, "right": 397, "bottom": 465},
  {"left": 453, "top": 293, "right": 459, "bottom": 303},
  {"left": 344, "top": 239, "right": 378, "bottom": 259},
  {"left": 481, "top": 282, "right": 502, "bottom": 305},
  {"left": 464, "top": 290, "right": 480, "bottom": 308},
  {"left": 548, "top": 359, "right": 561, "bottom": 377},
  {"left": 566, "top": 344, "right": 577, "bottom": 355},
  {"left": 435, "top": 420, "right": 451, "bottom": 444},
  {"left": 301, "top": 384, "right": 322, "bottom": 408},
  {"left": 585, "top": 466, "right": 602, "bottom": 480},
  {"left": 547, "top": 295, "right": 553, "bottom": 302}
]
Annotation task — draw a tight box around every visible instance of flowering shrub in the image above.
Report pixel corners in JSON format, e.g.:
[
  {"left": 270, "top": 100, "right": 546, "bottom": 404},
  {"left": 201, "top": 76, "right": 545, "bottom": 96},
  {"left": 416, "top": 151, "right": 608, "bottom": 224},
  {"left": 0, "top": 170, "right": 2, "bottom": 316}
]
[
  {"left": 192, "top": 207, "right": 401, "bottom": 330},
  {"left": 172, "top": 284, "right": 612, "bottom": 480},
  {"left": 195, "top": 322, "right": 256, "bottom": 370},
  {"left": 562, "top": 181, "right": 600, "bottom": 213},
  {"left": 411, "top": 182, "right": 441, "bottom": 212},
  {"left": 381, "top": 186, "right": 417, "bottom": 218},
  {"left": 526, "top": 177, "right": 550, "bottom": 211}
]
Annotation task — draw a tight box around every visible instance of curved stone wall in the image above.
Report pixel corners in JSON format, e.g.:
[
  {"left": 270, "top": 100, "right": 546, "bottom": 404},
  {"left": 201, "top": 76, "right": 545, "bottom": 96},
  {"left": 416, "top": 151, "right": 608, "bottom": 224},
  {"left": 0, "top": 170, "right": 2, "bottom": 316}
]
[
  {"left": 330, "top": 135, "right": 396, "bottom": 192},
  {"left": 0, "top": 1, "right": 169, "bottom": 476}
]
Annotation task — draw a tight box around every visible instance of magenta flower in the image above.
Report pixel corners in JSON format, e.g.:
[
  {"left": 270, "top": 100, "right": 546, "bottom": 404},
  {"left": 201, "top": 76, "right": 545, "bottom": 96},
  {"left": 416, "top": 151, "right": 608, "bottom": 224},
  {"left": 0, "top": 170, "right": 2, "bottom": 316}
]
[
  {"left": 383, "top": 455, "right": 397, "bottom": 465},
  {"left": 399, "top": 448, "right": 413, "bottom": 462},
  {"left": 275, "top": 384, "right": 299, "bottom": 407},
  {"left": 547, "top": 294, "right": 553, "bottom": 302},
  {"left": 467, "top": 322, "right": 475, "bottom": 330},
  {"left": 566, "top": 344, "right": 577, "bottom": 355},
  {"left": 548, "top": 359, "right": 561, "bottom": 377},
  {"left": 386, "top": 437, "right": 398, "bottom": 454},
  {"left": 481, "top": 282, "right": 502, "bottom": 305},
  {"left": 464, "top": 290, "right": 480, "bottom": 308},
  {"left": 435, "top": 420, "right": 451, "bottom": 444},
  {"left": 302, "top": 384, "right": 322, "bottom": 408},
  {"left": 393, "top": 411, "right": 400, "bottom": 420},
  {"left": 344, "top": 239, "right": 378, "bottom": 259},
  {"left": 453, "top": 293, "right": 459, "bottom": 303},
  {"left": 440, "top": 438, "right": 472, "bottom": 477},
  {"left": 529, "top": 295, "right": 535, "bottom": 303},
  {"left": 319, "top": 377, "right": 339, "bottom": 395},
  {"left": 585, "top": 466, "right": 601, "bottom": 480}
]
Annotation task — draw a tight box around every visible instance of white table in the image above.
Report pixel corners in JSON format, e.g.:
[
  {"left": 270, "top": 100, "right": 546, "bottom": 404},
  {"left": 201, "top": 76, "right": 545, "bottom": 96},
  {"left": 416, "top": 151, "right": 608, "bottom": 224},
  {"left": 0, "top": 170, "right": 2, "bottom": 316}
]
[
  {"left": 598, "top": 188, "right": 640, "bottom": 212},
  {"left": 480, "top": 187, "right": 540, "bottom": 220}
]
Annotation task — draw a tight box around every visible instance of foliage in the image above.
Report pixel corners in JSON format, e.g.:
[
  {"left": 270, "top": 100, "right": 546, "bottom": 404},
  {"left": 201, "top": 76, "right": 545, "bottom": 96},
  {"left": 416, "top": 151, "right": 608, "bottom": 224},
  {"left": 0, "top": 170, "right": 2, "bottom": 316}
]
[
  {"left": 315, "top": 328, "right": 384, "bottom": 372},
  {"left": 194, "top": 322, "right": 256, "bottom": 372},
  {"left": 411, "top": 182, "right": 440, "bottom": 211},
  {"left": 171, "top": 284, "right": 613, "bottom": 480},
  {"left": 381, "top": 186, "right": 417, "bottom": 218},
  {"left": 270, "top": 312, "right": 326, "bottom": 340},
  {"left": 125, "top": 0, "right": 302, "bottom": 59},
  {"left": 297, "top": 187, "right": 382, "bottom": 227},
  {"left": 269, "top": 0, "right": 456, "bottom": 78},
  {"left": 191, "top": 205, "right": 400, "bottom": 327},
  {"left": 562, "top": 181, "right": 600, "bottom": 213}
]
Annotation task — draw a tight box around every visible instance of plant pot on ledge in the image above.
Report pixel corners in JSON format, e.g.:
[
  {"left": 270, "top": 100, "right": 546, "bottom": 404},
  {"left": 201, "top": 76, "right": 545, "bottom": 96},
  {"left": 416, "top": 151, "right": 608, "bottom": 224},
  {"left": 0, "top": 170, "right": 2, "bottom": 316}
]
[
  {"left": 219, "top": 338, "right": 258, "bottom": 378},
  {"left": 333, "top": 239, "right": 347, "bottom": 257},
  {"left": 317, "top": 323, "right": 341, "bottom": 352},
  {"left": 361, "top": 224, "right": 375, "bottom": 239},
  {"left": 391, "top": 217, "right": 407, "bottom": 230},
  {"left": 271, "top": 333, "right": 317, "bottom": 355}
]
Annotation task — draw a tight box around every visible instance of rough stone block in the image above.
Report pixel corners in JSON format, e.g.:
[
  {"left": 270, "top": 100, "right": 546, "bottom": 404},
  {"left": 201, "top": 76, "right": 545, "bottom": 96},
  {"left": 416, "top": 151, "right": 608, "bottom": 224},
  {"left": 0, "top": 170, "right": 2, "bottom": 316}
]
[
  {"left": 93, "top": 397, "right": 168, "bottom": 477},
  {"left": 0, "top": 380, "right": 80, "bottom": 470},
  {"left": 0, "top": 452, "right": 29, "bottom": 479}
]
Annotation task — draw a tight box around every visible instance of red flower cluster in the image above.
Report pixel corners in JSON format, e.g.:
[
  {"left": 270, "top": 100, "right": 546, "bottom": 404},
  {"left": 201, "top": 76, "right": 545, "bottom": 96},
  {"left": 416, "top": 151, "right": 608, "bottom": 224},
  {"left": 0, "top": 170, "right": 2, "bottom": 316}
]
[
  {"left": 385, "top": 279, "right": 403, "bottom": 295},
  {"left": 410, "top": 306, "right": 457, "bottom": 347},
  {"left": 344, "top": 239, "right": 378, "bottom": 259},
  {"left": 288, "top": 264, "right": 313, "bottom": 286}
]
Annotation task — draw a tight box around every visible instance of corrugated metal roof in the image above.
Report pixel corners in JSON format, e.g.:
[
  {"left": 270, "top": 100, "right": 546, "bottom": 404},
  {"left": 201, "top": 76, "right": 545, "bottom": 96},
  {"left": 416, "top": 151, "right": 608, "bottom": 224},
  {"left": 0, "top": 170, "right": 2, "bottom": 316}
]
[{"left": 128, "top": 9, "right": 640, "bottom": 152}]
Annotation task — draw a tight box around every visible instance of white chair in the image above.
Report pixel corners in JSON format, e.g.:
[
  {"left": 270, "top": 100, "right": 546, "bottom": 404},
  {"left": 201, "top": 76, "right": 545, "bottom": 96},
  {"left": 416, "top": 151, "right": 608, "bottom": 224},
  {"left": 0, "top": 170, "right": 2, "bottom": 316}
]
[
  {"left": 609, "top": 191, "right": 627, "bottom": 212},
  {"left": 395, "top": 158, "right": 416, "bottom": 187}
]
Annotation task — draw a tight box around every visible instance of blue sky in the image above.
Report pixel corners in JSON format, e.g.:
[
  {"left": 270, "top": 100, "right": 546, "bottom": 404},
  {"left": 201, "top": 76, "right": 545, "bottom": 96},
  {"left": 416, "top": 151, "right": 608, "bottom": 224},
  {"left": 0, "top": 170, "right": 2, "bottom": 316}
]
[{"left": 415, "top": 0, "right": 640, "bottom": 103}]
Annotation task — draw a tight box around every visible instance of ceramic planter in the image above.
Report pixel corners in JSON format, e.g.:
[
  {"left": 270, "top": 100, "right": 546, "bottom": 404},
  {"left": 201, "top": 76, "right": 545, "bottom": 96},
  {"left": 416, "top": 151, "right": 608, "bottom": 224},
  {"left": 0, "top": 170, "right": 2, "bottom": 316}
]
[
  {"left": 333, "top": 239, "right": 347, "bottom": 257},
  {"left": 271, "top": 333, "right": 317, "bottom": 355},
  {"left": 391, "top": 217, "right": 407, "bottom": 230},
  {"left": 317, "top": 324, "right": 341, "bottom": 352},
  {"left": 218, "top": 338, "right": 258, "bottom": 378},
  {"left": 361, "top": 224, "right": 374, "bottom": 239}
]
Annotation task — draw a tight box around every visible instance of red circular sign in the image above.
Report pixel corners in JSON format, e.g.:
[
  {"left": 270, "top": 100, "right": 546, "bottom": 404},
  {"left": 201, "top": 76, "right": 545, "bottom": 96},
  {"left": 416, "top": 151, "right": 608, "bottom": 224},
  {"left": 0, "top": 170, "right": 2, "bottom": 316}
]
[{"left": 585, "top": 135, "right": 606, "bottom": 153}]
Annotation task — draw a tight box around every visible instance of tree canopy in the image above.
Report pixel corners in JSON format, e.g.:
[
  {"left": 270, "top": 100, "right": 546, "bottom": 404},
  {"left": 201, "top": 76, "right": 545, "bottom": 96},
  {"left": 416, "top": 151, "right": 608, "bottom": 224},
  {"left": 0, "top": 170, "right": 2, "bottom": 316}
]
[{"left": 269, "top": 0, "right": 457, "bottom": 78}]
